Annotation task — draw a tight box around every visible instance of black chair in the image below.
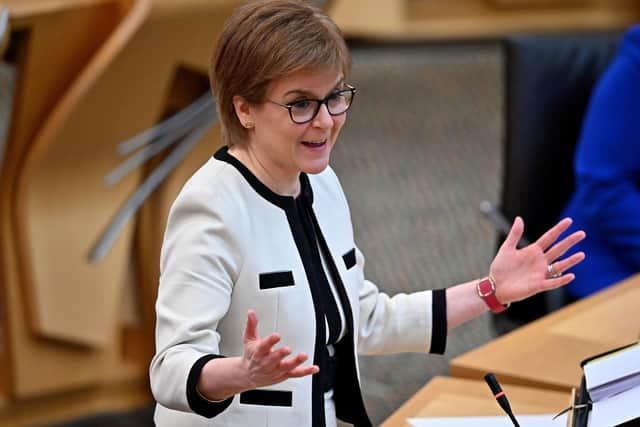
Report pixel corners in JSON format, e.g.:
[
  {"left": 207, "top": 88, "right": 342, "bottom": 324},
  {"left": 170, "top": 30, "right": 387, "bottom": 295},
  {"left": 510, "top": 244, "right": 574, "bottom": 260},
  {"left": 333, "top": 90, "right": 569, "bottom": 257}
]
[{"left": 496, "top": 31, "right": 620, "bottom": 328}]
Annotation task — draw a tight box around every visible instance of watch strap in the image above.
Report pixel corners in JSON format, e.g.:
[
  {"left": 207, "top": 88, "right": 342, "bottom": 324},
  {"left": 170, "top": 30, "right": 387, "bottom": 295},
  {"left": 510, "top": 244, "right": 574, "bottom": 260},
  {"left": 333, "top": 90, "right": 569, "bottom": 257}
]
[{"left": 477, "top": 276, "right": 509, "bottom": 313}]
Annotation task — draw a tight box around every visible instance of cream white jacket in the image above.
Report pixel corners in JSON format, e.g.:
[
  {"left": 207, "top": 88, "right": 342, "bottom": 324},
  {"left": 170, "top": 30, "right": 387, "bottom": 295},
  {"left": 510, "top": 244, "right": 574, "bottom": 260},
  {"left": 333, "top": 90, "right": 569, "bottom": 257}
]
[{"left": 150, "top": 147, "right": 447, "bottom": 427}]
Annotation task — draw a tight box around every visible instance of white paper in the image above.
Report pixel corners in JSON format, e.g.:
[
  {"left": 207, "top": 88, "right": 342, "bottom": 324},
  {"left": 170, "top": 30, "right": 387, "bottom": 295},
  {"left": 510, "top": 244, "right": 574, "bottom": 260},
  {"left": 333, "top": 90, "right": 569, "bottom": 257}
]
[
  {"left": 589, "top": 385, "right": 640, "bottom": 427},
  {"left": 584, "top": 343, "right": 640, "bottom": 400},
  {"left": 408, "top": 413, "right": 567, "bottom": 427}
]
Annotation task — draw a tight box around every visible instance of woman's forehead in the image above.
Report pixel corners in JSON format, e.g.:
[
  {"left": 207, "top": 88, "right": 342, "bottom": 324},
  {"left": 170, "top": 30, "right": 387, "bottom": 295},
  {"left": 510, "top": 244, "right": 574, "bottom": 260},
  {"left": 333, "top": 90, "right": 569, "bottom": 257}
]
[{"left": 268, "top": 69, "right": 345, "bottom": 98}]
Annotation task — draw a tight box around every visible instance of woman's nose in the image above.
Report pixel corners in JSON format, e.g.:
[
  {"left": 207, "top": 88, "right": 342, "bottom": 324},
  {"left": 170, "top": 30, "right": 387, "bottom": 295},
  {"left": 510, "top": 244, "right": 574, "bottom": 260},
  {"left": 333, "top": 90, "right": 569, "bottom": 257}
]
[{"left": 312, "top": 103, "right": 333, "bottom": 128}]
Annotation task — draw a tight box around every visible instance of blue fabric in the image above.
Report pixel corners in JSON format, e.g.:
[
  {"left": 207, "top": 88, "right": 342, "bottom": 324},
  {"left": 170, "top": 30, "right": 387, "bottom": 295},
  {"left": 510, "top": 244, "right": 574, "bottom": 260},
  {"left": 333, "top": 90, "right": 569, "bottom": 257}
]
[{"left": 561, "top": 25, "right": 640, "bottom": 298}]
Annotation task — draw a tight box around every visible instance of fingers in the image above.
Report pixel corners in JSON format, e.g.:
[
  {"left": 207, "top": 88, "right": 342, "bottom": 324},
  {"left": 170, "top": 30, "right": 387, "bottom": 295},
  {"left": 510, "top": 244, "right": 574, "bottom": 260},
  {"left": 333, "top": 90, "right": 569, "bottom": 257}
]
[
  {"left": 242, "top": 313, "right": 318, "bottom": 385},
  {"left": 545, "top": 230, "right": 586, "bottom": 262},
  {"left": 243, "top": 310, "right": 259, "bottom": 343},
  {"left": 536, "top": 217, "right": 573, "bottom": 251},
  {"left": 501, "top": 216, "right": 524, "bottom": 251},
  {"left": 255, "top": 333, "right": 282, "bottom": 357},
  {"left": 543, "top": 272, "right": 575, "bottom": 290},
  {"left": 287, "top": 364, "right": 320, "bottom": 378},
  {"left": 278, "top": 352, "right": 309, "bottom": 372},
  {"left": 548, "top": 252, "right": 585, "bottom": 277},
  {"left": 247, "top": 346, "right": 318, "bottom": 386},
  {"left": 278, "top": 353, "right": 319, "bottom": 379}
]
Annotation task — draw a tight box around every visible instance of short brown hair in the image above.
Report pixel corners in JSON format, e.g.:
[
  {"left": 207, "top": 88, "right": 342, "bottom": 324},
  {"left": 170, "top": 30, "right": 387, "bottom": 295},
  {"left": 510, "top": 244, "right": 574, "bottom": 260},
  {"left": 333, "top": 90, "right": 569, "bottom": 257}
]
[{"left": 210, "top": 0, "right": 352, "bottom": 146}]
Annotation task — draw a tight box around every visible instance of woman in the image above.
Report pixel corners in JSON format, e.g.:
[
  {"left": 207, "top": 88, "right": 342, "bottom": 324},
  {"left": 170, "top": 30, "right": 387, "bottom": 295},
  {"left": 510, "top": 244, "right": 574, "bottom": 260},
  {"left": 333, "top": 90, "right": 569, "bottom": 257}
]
[
  {"left": 150, "top": 1, "right": 586, "bottom": 426},
  {"left": 561, "top": 24, "right": 640, "bottom": 299}
]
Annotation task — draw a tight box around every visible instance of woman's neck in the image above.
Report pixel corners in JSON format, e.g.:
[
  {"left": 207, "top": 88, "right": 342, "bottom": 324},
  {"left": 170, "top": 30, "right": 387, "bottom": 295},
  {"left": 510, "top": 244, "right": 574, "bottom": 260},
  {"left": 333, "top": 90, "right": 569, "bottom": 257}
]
[{"left": 228, "top": 144, "right": 301, "bottom": 197}]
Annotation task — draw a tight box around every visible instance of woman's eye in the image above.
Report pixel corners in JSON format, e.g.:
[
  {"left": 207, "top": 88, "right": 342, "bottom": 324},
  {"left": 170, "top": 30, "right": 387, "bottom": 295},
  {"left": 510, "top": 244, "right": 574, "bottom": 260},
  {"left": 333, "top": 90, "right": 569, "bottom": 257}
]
[{"left": 293, "top": 100, "right": 312, "bottom": 110}]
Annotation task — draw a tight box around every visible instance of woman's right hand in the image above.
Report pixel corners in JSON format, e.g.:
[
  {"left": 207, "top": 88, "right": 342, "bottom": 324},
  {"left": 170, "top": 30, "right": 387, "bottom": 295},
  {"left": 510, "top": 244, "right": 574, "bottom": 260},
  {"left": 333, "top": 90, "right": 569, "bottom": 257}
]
[
  {"left": 241, "top": 309, "right": 319, "bottom": 389},
  {"left": 197, "top": 310, "right": 319, "bottom": 401}
]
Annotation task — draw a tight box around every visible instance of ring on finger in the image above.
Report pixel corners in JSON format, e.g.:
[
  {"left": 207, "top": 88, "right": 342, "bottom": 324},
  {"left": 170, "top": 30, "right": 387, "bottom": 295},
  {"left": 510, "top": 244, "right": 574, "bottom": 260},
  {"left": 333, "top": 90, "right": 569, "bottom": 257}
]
[
  {"left": 547, "top": 264, "right": 562, "bottom": 279},
  {"left": 547, "top": 264, "right": 555, "bottom": 276}
]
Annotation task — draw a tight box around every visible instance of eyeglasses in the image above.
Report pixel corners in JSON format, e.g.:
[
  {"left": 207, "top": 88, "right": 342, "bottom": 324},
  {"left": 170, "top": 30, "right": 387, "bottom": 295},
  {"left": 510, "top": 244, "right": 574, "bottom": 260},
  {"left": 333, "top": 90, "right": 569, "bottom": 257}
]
[{"left": 267, "top": 85, "right": 357, "bottom": 124}]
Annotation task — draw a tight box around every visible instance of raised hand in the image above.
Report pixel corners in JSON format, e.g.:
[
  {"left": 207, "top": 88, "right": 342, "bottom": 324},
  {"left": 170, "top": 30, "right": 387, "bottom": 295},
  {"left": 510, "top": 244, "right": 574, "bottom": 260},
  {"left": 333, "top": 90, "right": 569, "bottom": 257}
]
[
  {"left": 241, "top": 310, "right": 319, "bottom": 389},
  {"left": 490, "top": 217, "right": 586, "bottom": 305}
]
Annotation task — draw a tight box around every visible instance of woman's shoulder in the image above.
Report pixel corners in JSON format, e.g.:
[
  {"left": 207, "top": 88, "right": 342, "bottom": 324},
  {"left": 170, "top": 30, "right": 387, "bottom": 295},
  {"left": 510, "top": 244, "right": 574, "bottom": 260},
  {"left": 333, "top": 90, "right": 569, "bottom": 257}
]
[
  {"left": 308, "top": 165, "right": 350, "bottom": 207},
  {"left": 621, "top": 25, "right": 640, "bottom": 60},
  {"left": 308, "top": 165, "right": 341, "bottom": 193},
  {"left": 624, "top": 24, "right": 640, "bottom": 40},
  {"left": 171, "top": 155, "right": 249, "bottom": 218}
]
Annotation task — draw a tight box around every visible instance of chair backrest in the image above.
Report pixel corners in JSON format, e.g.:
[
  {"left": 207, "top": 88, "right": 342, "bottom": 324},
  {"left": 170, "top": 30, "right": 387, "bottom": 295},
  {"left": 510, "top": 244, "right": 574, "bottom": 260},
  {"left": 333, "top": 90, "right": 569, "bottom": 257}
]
[
  {"left": 499, "top": 32, "right": 620, "bottom": 322},
  {"left": 502, "top": 32, "right": 620, "bottom": 242}
]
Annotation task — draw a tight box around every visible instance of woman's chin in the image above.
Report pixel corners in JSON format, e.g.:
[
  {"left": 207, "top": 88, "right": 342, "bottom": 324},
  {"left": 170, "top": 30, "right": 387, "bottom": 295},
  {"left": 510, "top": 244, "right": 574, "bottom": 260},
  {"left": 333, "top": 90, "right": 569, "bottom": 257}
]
[{"left": 301, "top": 158, "right": 331, "bottom": 175}]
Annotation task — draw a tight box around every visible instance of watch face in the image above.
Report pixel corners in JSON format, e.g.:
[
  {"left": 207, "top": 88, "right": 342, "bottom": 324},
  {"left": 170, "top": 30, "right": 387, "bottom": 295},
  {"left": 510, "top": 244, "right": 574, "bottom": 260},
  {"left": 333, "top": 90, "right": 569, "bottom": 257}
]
[{"left": 477, "top": 278, "right": 495, "bottom": 297}]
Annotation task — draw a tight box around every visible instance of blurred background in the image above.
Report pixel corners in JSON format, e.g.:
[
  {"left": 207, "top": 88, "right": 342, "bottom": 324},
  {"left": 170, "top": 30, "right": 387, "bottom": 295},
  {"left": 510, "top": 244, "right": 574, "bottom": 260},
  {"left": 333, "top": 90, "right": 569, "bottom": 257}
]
[{"left": 0, "top": 0, "right": 638, "bottom": 426}]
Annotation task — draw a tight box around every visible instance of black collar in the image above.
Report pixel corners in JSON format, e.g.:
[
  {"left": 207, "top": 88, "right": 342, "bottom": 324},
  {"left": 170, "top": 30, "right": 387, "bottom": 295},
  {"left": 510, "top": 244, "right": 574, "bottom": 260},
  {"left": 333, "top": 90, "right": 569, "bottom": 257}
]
[{"left": 214, "top": 146, "right": 313, "bottom": 210}]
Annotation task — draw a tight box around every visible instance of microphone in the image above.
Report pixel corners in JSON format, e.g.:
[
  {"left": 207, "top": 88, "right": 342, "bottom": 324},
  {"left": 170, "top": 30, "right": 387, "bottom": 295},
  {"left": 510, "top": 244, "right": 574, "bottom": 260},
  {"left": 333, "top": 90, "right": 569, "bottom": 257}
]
[{"left": 484, "top": 373, "right": 521, "bottom": 427}]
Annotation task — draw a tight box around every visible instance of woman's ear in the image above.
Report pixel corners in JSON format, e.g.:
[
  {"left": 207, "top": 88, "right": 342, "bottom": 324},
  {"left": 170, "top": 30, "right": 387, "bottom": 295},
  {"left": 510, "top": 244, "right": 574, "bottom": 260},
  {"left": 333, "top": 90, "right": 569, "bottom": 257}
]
[{"left": 232, "top": 95, "right": 254, "bottom": 129}]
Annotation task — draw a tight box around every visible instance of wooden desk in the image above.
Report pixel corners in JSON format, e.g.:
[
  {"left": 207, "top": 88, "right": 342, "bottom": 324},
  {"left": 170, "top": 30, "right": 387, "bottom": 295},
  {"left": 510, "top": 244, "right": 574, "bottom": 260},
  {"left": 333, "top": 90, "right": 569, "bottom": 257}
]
[
  {"left": 450, "top": 274, "right": 640, "bottom": 392},
  {"left": 381, "top": 376, "right": 569, "bottom": 427},
  {"left": 329, "top": 0, "right": 640, "bottom": 41}
]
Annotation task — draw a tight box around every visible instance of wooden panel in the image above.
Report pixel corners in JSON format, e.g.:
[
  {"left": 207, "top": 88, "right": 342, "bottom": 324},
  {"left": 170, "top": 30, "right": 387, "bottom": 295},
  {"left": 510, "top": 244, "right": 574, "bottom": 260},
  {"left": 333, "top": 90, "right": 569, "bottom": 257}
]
[
  {"left": 380, "top": 376, "right": 570, "bottom": 427},
  {"left": 0, "top": 0, "right": 131, "bottom": 400},
  {"left": 329, "top": 0, "right": 640, "bottom": 40},
  {"left": 17, "top": 0, "right": 239, "bottom": 347},
  {"left": 4, "top": 0, "right": 241, "bottom": 398},
  {"left": 0, "top": 378, "right": 151, "bottom": 427},
  {"left": 0, "top": 2, "right": 11, "bottom": 404},
  {"left": 5, "top": 0, "right": 123, "bottom": 19},
  {"left": 127, "top": 65, "right": 218, "bottom": 365},
  {"left": 489, "top": 0, "right": 590, "bottom": 6},
  {"left": 0, "top": 5, "right": 7, "bottom": 56},
  {"left": 449, "top": 274, "right": 640, "bottom": 392}
]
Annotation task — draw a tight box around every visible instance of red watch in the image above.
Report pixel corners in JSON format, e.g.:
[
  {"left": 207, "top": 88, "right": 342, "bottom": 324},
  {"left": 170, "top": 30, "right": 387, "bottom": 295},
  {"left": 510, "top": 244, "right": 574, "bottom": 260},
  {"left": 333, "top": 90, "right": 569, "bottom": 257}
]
[{"left": 477, "top": 276, "right": 509, "bottom": 313}]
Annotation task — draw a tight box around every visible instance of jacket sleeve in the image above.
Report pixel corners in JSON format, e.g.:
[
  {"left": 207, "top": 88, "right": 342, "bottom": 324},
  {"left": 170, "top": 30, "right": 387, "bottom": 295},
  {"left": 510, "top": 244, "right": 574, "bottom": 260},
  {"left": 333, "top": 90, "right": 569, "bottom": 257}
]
[
  {"left": 354, "top": 246, "right": 447, "bottom": 356},
  {"left": 149, "top": 188, "right": 242, "bottom": 417},
  {"left": 573, "top": 29, "right": 640, "bottom": 268}
]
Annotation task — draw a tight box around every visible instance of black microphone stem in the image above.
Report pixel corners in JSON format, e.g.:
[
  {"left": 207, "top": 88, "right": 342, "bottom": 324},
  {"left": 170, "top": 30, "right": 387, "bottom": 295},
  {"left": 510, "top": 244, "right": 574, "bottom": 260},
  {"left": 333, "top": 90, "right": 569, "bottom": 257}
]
[
  {"left": 484, "top": 373, "right": 521, "bottom": 427},
  {"left": 508, "top": 412, "right": 521, "bottom": 427}
]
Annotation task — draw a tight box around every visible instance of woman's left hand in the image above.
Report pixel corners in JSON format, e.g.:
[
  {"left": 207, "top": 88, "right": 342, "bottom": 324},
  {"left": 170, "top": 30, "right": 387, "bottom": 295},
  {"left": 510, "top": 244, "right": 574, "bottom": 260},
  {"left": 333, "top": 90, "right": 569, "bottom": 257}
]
[{"left": 490, "top": 217, "right": 586, "bottom": 305}]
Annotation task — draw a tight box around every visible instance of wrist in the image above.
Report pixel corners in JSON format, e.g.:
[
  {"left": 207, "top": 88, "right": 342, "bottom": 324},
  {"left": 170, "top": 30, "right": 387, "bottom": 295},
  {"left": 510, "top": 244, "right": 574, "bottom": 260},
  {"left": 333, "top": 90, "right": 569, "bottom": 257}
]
[
  {"left": 198, "top": 356, "right": 248, "bottom": 401},
  {"left": 477, "top": 276, "right": 510, "bottom": 313}
]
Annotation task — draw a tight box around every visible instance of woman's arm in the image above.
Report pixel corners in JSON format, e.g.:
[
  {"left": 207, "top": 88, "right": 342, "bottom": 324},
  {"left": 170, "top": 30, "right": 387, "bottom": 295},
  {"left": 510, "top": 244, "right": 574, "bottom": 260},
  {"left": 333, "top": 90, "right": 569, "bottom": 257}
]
[
  {"left": 447, "top": 217, "right": 585, "bottom": 330},
  {"left": 196, "top": 310, "right": 319, "bottom": 401}
]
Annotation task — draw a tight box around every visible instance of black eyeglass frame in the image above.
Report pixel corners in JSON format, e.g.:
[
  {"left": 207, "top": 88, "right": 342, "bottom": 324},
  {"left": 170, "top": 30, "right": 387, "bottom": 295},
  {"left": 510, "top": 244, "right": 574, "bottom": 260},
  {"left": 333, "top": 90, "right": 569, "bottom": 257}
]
[{"left": 267, "top": 84, "right": 357, "bottom": 124}]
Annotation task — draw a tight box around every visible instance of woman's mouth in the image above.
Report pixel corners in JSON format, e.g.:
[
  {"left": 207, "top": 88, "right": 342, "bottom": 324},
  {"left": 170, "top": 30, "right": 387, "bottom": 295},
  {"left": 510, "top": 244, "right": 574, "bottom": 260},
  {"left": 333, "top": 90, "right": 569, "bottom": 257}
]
[{"left": 301, "top": 139, "right": 327, "bottom": 148}]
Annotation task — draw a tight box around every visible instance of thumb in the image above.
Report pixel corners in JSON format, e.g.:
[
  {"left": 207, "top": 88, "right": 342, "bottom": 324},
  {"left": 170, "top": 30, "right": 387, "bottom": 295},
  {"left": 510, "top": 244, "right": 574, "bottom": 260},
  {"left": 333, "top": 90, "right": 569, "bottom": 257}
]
[
  {"left": 500, "top": 216, "right": 524, "bottom": 251},
  {"left": 243, "top": 309, "right": 259, "bottom": 343}
]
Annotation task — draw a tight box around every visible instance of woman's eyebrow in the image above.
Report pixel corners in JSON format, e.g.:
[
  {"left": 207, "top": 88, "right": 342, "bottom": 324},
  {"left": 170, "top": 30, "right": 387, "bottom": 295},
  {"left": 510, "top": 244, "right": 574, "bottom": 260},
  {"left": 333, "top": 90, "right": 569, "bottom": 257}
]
[
  {"left": 283, "top": 89, "right": 315, "bottom": 97},
  {"left": 283, "top": 79, "right": 346, "bottom": 98}
]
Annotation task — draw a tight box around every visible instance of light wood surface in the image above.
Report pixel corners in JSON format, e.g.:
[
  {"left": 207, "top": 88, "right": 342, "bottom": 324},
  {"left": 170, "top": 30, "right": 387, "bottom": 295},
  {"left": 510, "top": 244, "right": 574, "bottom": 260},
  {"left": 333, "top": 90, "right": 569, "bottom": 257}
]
[
  {"left": 329, "top": 0, "right": 640, "bottom": 41},
  {"left": 380, "top": 376, "right": 570, "bottom": 427},
  {"left": 450, "top": 274, "right": 640, "bottom": 392},
  {"left": 0, "top": 378, "right": 151, "bottom": 427},
  {"left": 0, "top": 0, "right": 239, "bottom": 402},
  {"left": 0, "top": 0, "right": 11, "bottom": 406},
  {"left": 1, "top": 0, "right": 132, "bottom": 402}
]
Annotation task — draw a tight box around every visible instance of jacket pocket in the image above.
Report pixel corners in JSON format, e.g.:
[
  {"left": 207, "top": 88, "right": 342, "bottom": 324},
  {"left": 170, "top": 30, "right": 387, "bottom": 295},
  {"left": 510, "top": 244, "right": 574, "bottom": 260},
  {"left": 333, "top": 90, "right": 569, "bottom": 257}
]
[
  {"left": 342, "top": 248, "right": 356, "bottom": 270},
  {"left": 239, "top": 389, "right": 292, "bottom": 407},
  {"left": 259, "top": 271, "right": 295, "bottom": 290}
]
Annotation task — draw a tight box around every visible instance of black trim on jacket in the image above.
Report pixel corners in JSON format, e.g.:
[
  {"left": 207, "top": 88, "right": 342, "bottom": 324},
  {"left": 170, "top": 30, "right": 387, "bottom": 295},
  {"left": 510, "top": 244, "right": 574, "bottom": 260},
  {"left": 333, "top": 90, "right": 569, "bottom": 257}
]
[
  {"left": 430, "top": 289, "right": 448, "bottom": 355},
  {"left": 190, "top": 146, "right": 448, "bottom": 426},
  {"left": 239, "top": 389, "right": 293, "bottom": 407},
  {"left": 187, "top": 354, "right": 234, "bottom": 418},
  {"left": 306, "top": 204, "right": 372, "bottom": 427}
]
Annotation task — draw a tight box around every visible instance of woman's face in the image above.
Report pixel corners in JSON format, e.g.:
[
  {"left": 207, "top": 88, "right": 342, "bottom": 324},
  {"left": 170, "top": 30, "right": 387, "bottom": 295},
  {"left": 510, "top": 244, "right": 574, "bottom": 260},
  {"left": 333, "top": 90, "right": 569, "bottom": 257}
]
[{"left": 243, "top": 69, "right": 348, "bottom": 186}]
